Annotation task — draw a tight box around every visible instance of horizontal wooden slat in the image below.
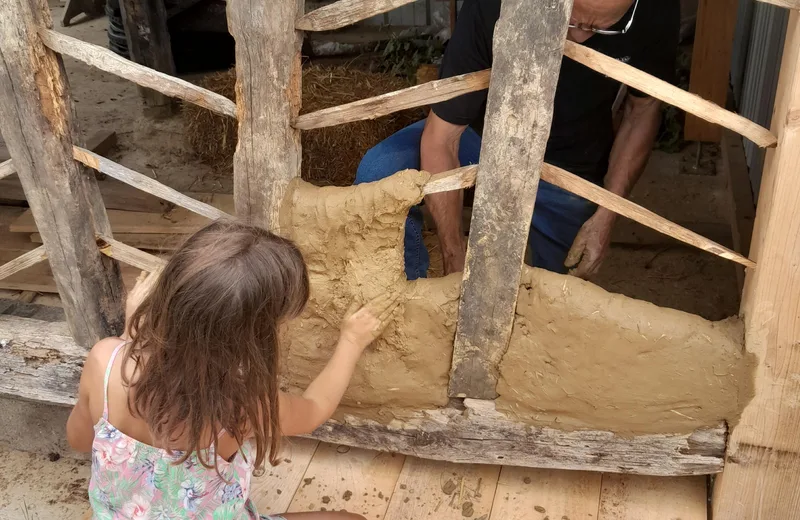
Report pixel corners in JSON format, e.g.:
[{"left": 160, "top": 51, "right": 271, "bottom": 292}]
[
  {"left": 0, "top": 246, "right": 47, "bottom": 282},
  {"left": 563, "top": 41, "right": 777, "bottom": 148},
  {"left": 310, "top": 399, "right": 726, "bottom": 476},
  {"left": 422, "top": 164, "right": 755, "bottom": 268},
  {"left": 293, "top": 69, "right": 490, "bottom": 130},
  {"left": 0, "top": 159, "right": 14, "bottom": 181},
  {"left": 296, "top": 0, "right": 417, "bottom": 31},
  {"left": 423, "top": 165, "right": 479, "bottom": 195},
  {"left": 72, "top": 147, "right": 230, "bottom": 221},
  {"left": 757, "top": 0, "right": 800, "bottom": 8},
  {"left": 38, "top": 29, "right": 237, "bottom": 118},
  {"left": 96, "top": 235, "right": 167, "bottom": 272}
]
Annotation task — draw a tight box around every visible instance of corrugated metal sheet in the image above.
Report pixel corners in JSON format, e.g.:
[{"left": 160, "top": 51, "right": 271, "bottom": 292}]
[{"left": 731, "top": 2, "right": 788, "bottom": 198}]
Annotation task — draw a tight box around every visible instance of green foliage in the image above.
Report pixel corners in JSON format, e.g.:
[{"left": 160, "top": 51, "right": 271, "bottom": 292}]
[{"left": 377, "top": 35, "right": 443, "bottom": 80}]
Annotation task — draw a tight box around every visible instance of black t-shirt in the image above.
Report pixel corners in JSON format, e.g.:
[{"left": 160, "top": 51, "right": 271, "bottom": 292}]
[{"left": 431, "top": 0, "right": 680, "bottom": 184}]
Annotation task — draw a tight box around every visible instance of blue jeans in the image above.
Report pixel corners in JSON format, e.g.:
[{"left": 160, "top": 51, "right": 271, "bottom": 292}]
[{"left": 355, "top": 119, "right": 598, "bottom": 280}]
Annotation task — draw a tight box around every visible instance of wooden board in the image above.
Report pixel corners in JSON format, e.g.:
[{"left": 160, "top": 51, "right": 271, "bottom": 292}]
[
  {"left": 287, "top": 442, "right": 405, "bottom": 517},
  {"left": 383, "top": 457, "right": 500, "bottom": 520},
  {"left": 10, "top": 194, "right": 233, "bottom": 235},
  {"left": 448, "top": 0, "right": 573, "bottom": 400},
  {"left": 489, "top": 467, "right": 602, "bottom": 520},
  {"left": 250, "top": 438, "right": 320, "bottom": 515},
  {"left": 598, "top": 475, "right": 707, "bottom": 520},
  {"left": 721, "top": 129, "right": 755, "bottom": 292},
  {"left": 711, "top": 11, "right": 800, "bottom": 519},
  {"left": 227, "top": 0, "right": 303, "bottom": 230},
  {"left": 684, "top": 0, "right": 739, "bottom": 142},
  {"left": 0, "top": 0, "right": 125, "bottom": 347}
]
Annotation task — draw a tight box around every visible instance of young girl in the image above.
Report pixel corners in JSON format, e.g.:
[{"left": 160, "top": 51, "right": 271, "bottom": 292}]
[{"left": 66, "top": 220, "right": 399, "bottom": 520}]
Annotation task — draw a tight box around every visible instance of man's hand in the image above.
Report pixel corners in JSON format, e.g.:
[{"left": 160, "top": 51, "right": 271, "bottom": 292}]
[{"left": 565, "top": 208, "right": 616, "bottom": 279}]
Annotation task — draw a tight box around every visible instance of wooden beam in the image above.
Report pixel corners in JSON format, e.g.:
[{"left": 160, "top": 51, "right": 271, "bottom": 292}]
[
  {"left": 308, "top": 400, "right": 725, "bottom": 477},
  {"left": 38, "top": 30, "right": 237, "bottom": 118},
  {"left": 294, "top": 69, "right": 491, "bottom": 130},
  {"left": 96, "top": 235, "right": 166, "bottom": 272},
  {"left": 721, "top": 129, "right": 756, "bottom": 292},
  {"left": 422, "top": 164, "right": 753, "bottom": 267},
  {"left": 72, "top": 146, "right": 231, "bottom": 220},
  {"left": 541, "top": 163, "right": 755, "bottom": 268},
  {"left": 448, "top": 0, "right": 572, "bottom": 400},
  {"left": 296, "top": 0, "right": 417, "bottom": 31},
  {"left": 0, "top": 246, "right": 47, "bottom": 282},
  {"left": 712, "top": 12, "right": 800, "bottom": 519},
  {"left": 227, "top": 0, "right": 303, "bottom": 230},
  {"left": 0, "top": 160, "right": 14, "bottom": 181},
  {"left": 757, "top": 0, "right": 800, "bottom": 8},
  {"left": 684, "top": 0, "right": 739, "bottom": 142},
  {"left": 0, "top": 317, "right": 727, "bottom": 477},
  {"left": 0, "top": 0, "right": 125, "bottom": 347},
  {"left": 563, "top": 41, "right": 778, "bottom": 148},
  {"left": 118, "top": 0, "right": 176, "bottom": 115}
]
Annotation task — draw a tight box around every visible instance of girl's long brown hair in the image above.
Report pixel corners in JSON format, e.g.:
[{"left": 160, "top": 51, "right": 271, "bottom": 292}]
[{"left": 123, "top": 220, "right": 309, "bottom": 472}]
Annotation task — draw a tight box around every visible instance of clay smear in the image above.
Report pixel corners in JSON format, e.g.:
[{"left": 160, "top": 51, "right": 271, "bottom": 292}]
[{"left": 279, "top": 170, "right": 755, "bottom": 434}]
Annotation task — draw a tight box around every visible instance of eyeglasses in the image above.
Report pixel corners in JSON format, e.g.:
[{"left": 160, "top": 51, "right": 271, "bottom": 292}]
[{"left": 568, "top": 0, "right": 639, "bottom": 36}]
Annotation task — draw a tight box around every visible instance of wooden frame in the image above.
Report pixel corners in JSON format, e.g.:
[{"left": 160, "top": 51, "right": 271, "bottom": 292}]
[{"left": 1, "top": 0, "right": 799, "bottom": 509}]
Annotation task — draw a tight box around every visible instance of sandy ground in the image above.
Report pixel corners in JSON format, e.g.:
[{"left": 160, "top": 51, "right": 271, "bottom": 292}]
[{"left": 0, "top": 3, "right": 740, "bottom": 518}]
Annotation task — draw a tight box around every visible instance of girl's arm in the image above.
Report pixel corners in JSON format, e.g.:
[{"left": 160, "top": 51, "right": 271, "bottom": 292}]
[
  {"left": 66, "top": 339, "right": 119, "bottom": 452},
  {"left": 279, "top": 293, "right": 401, "bottom": 436}
]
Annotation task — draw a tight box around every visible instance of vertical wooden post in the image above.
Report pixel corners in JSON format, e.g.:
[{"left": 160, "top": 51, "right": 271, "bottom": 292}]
[
  {"left": 448, "top": 0, "right": 573, "bottom": 399},
  {"left": 0, "top": 0, "right": 125, "bottom": 347},
  {"left": 119, "top": 0, "right": 176, "bottom": 117},
  {"left": 712, "top": 12, "right": 800, "bottom": 518},
  {"left": 227, "top": 0, "right": 303, "bottom": 231},
  {"left": 684, "top": 0, "right": 738, "bottom": 142}
]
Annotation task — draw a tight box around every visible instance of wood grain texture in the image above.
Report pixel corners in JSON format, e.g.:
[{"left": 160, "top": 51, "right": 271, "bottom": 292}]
[
  {"left": 287, "top": 442, "right": 405, "bottom": 517},
  {"left": 0, "top": 160, "right": 14, "bottom": 181},
  {"left": 227, "top": 0, "right": 303, "bottom": 230},
  {"left": 489, "top": 467, "right": 602, "bottom": 520},
  {"left": 564, "top": 40, "right": 777, "bottom": 148},
  {"left": 712, "top": 12, "right": 800, "bottom": 519},
  {"left": 73, "top": 146, "right": 230, "bottom": 220},
  {"left": 599, "top": 475, "right": 707, "bottom": 520},
  {"left": 310, "top": 399, "right": 726, "bottom": 477},
  {"left": 32, "top": 232, "right": 187, "bottom": 251},
  {"left": 541, "top": 163, "right": 755, "bottom": 268},
  {"left": 38, "top": 29, "right": 236, "bottom": 118},
  {"left": 684, "top": 0, "right": 739, "bottom": 142},
  {"left": 422, "top": 164, "right": 752, "bottom": 267},
  {"left": 118, "top": 0, "right": 175, "bottom": 112},
  {"left": 448, "top": 0, "right": 573, "bottom": 400},
  {"left": 96, "top": 235, "right": 166, "bottom": 272},
  {"left": 250, "top": 438, "right": 320, "bottom": 515},
  {"left": 721, "top": 129, "right": 755, "bottom": 292},
  {"left": 0, "top": 0, "right": 125, "bottom": 348},
  {"left": 294, "top": 70, "right": 490, "bottom": 130},
  {"left": 296, "top": 0, "right": 417, "bottom": 31},
  {"left": 383, "top": 457, "right": 500, "bottom": 520},
  {"left": 0, "top": 246, "right": 47, "bottom": 282}
]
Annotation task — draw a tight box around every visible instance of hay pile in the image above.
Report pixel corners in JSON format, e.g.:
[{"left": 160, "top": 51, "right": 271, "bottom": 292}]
[{"left": 184, "top": 66, "right": 425, "bottom": 186}]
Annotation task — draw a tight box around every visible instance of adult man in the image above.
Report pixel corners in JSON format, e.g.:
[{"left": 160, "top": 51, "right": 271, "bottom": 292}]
[{"left": 356, "top": 0, "right": 679, "bottom": 279}]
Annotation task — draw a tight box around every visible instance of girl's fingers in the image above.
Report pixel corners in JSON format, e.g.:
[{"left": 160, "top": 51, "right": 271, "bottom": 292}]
[
  {"left": 345, "top": 298, "right": 361, "bottom": 319},
  {"left": 377, "top": 298, "right": 402, "bottom": 322}
]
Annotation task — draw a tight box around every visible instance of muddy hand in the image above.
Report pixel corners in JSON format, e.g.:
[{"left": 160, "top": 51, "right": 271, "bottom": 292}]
[{"left": 340, "top": 292, "right": 403, "bottom": 351}]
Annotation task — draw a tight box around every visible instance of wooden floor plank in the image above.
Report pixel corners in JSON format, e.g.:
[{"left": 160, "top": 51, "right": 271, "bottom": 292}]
[
  {"left": 288, "top": 443, "right": 405, "bottom": 518},
  {"left": 489, "top": 467, "right": 602, "bottom": 520},
  {"left": 250, "top": 438, "right": 320, "bottom": 516},
  {"left": 597, "top": 475, "right": 707, "bottom": 520},
  {"left": 384, "top": 457, "right": 500, "bottom": 520}
]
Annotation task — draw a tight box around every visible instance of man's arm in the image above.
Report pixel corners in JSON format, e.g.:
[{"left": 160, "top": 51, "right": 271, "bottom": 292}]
[
  {"left": 565, "top": 94, "right": 662, "bottom": 278},
  {"left": 421, "top": 111, "right": 469, "bottom": 275}
]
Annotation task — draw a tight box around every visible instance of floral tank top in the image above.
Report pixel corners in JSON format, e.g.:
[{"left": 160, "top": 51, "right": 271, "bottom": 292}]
[{"left": 88, "top": 341, "right": 273, "bottom": 520}]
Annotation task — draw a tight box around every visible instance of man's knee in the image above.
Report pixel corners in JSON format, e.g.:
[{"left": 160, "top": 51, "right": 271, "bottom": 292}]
[{"left": 355, "top": 121, "right": 425, "bottom": 184}]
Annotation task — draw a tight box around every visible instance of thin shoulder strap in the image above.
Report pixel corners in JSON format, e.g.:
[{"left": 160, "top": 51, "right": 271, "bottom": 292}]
[{"left": 102, "top": 341, "right": 128, "bottom": 420}]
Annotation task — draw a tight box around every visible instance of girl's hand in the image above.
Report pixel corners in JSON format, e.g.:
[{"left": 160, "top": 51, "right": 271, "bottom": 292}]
[{"left": 339, "top": 293, "right": 402, "bottom": 353}]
